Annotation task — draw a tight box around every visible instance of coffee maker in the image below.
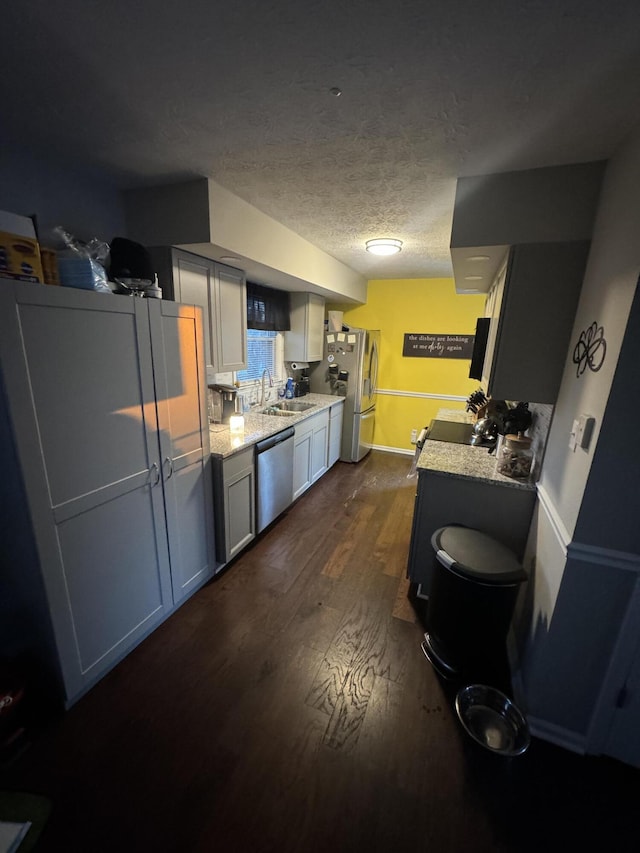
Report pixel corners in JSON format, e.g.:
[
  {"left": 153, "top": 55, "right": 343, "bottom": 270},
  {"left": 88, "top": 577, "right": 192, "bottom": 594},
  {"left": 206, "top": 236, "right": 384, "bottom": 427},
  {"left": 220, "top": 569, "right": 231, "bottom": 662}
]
[{"left": 209, "top": 384, "right": 238, "bottom": 424}]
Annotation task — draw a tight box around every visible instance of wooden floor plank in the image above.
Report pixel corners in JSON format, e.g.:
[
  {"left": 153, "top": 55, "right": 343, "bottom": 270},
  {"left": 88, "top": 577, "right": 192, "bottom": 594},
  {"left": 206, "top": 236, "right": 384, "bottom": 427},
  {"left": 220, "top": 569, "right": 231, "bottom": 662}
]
[
  {"left": 392, "top": 574, "right": 418, "bottom": 622},
  {"left": 322, "top": 501, "right": 376, "bottom": 578},
  {"left": 3, "top": 451, "right": 640, "bottom": 853}
]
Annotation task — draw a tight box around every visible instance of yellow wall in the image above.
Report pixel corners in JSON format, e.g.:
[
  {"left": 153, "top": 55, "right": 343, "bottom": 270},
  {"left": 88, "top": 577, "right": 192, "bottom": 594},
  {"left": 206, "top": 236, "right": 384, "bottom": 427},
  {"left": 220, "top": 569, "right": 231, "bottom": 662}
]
[{"left": 329, "top": 278, "right": 486, "bottom": 452}]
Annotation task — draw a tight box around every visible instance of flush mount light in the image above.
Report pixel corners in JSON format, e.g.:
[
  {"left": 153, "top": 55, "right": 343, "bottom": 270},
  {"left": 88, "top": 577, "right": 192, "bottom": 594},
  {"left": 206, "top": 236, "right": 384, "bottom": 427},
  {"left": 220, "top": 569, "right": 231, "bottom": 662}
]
[
  {"left": 464, "top": 275, "right": 484, "bottom": 281},
  {"left": 466, "top": 255, "right": 491, "bottom": 262},
  {"left": 365, "top": 238, "right": 403, "bottom": 256}
]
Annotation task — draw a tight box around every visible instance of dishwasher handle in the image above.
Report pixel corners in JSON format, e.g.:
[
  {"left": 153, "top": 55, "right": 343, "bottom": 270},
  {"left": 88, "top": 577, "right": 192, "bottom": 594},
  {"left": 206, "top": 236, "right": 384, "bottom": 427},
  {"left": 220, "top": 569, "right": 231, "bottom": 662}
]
[{"left": 256, "top": 426, "right": 295, "bottom": 454}]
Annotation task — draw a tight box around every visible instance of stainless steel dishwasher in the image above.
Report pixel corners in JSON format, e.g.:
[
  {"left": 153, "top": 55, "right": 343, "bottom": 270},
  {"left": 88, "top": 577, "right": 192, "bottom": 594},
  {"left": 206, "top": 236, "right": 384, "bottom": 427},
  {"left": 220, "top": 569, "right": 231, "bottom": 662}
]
[{"left": 256, "top": 426, "right": 295, "bottom": 532}]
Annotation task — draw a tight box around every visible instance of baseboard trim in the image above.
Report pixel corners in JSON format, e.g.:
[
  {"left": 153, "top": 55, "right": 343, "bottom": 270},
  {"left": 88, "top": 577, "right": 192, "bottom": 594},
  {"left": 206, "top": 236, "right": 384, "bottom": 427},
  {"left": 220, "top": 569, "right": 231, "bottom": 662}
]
[
  {"left": 526, "top": 716, "right": 587, "bottom": 755},
  {"left": 371, "top": 443, "right": 414, "bottom": 456}
]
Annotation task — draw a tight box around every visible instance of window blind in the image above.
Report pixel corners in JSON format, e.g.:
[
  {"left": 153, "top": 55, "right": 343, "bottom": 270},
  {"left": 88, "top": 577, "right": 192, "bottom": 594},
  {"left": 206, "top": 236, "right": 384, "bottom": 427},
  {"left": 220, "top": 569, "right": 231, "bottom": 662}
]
[{"left": 246, "top": 282, "right": 290, "bottom": 331}]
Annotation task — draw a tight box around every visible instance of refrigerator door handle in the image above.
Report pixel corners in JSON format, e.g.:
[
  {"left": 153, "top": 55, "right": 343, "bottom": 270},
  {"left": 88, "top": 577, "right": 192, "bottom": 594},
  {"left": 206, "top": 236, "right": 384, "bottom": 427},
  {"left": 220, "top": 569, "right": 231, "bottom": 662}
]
[{"left": 370, "top": 339, "right": 379, "bottom": 394}]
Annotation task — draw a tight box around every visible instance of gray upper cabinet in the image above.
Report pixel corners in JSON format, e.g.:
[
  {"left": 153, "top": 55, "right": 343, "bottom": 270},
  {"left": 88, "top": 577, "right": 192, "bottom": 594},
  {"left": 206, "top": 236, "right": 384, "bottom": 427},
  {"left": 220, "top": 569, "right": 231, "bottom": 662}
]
[
  {"left": 0, "top": 283, "right": 215, "bottom": 705},
  {"left": 284, "top": 292, "right": 325, "bottom": 363},
  {"left": 482, "top": 241, "right": 590, "bottom": 403},
  {"left": 149, "top": 247, "right": 247, "bottom": 377}
]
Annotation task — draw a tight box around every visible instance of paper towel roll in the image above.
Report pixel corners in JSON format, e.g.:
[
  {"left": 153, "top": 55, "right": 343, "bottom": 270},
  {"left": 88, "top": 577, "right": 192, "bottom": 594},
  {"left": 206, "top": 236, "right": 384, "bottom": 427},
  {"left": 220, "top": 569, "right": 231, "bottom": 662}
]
[{"left": 289, "top": 362, "right": 309, "bottom": 371}]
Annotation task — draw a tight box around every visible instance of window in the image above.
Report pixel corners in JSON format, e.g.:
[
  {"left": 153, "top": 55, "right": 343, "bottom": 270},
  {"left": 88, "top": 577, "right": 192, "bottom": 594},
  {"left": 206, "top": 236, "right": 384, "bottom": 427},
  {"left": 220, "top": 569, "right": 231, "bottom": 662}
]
[{"left": 236, "top": 330, "right": 283, "bottom": 383}]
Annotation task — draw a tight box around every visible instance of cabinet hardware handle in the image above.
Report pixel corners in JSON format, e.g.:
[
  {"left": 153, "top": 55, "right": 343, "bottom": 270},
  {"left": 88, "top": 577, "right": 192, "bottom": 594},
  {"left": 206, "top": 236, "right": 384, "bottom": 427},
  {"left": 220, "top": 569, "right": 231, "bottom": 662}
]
[
  {"left": 165, "top": 456, "right": 174, "bottom": 478},
  {"left": 150, "top": 462, "right": 160, "bottom": 486}
]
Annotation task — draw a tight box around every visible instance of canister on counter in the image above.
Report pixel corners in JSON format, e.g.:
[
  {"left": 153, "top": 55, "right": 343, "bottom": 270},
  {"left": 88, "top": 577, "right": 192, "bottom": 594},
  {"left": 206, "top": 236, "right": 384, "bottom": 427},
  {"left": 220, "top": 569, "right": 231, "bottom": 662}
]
[{"left": 495, "top": 433, "right": 534, "bottom": 479}]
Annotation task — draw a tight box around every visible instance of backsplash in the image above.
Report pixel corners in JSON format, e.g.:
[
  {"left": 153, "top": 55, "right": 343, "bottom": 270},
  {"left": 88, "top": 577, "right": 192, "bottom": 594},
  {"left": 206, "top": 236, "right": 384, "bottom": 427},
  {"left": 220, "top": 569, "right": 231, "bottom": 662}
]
[{"left": 527, "top": 403, "right": 553, "bottom": 480}]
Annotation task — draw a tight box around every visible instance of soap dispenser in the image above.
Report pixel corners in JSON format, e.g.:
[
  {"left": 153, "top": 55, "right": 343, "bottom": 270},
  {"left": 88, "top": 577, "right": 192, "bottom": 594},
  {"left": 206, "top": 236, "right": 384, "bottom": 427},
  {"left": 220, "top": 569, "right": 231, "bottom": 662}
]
[{"left": 285, "top": 377, "right": 294, "bottom": 399}]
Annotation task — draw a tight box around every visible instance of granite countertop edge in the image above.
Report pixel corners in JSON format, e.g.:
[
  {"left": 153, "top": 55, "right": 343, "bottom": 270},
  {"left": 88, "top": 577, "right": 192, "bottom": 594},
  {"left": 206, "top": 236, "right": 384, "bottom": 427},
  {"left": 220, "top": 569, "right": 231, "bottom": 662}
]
[
  {"left": 416, "top": 408, "right": 537, "bottom": 491},
  {"left": 208, "top": 393, "right": 343, "bottom": 459}
]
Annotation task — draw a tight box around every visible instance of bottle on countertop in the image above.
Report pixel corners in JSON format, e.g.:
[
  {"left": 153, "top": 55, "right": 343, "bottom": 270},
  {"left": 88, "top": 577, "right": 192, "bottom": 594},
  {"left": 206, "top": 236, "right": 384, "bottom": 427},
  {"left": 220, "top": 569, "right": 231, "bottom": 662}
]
[
  {"left": 145, "top": 274, "right": 162, "bottom": 298},
  {"left": 285, "top": 377, "right": 294, "bottom": 399}
]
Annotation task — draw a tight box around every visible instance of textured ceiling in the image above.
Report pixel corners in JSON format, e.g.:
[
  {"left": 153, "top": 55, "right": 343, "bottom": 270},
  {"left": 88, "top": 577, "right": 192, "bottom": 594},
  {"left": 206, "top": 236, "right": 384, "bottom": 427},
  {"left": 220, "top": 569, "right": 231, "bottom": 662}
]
[{"left": 3, "top": 0, "right": 640, "bottom": 279}]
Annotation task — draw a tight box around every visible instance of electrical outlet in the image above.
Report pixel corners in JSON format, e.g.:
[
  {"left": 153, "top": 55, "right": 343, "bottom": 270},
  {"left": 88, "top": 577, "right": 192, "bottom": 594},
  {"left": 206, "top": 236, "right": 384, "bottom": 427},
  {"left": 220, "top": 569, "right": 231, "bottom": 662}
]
[{"left": 411, "top": 428, "right": 418, "bottom": 444}]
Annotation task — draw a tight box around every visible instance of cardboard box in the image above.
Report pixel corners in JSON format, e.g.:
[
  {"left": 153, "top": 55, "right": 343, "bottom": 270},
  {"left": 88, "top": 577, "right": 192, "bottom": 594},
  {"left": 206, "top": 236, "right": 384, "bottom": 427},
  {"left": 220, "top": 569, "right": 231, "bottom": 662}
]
[
  {"left": 0, "top": 210, "right": 44, "bottom": 284},
  {"left": 40, "top": 248, "right": 60, "bottom": 285},
  {"left": 0, "top": 231, "right": 44, "bottom": 283}
]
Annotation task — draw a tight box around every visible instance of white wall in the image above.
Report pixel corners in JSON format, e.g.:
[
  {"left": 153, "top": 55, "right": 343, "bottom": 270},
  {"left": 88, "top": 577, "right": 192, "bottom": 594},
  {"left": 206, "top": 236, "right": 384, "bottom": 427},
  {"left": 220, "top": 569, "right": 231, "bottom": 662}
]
[
  {"left": 540, "top": 138, "right": 640, "bottom": 539},
  {"left": 517, "top": 124, "right": 640, "bottom": 747}
]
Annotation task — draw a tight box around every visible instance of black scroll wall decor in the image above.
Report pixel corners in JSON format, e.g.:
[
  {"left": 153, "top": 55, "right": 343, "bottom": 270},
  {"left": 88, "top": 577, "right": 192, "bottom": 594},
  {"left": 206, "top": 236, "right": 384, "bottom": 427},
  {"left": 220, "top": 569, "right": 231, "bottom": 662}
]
[{"left": 572, "top": 321, "right": 607, "bottom": 378}]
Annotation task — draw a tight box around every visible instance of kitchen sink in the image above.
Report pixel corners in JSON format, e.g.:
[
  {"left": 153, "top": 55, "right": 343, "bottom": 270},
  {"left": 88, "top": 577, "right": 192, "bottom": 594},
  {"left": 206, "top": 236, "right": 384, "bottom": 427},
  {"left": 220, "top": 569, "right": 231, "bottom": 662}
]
[
  {"left": 260, "top": 407, "right": 297, "bottom": 417},
  {"left": 261, "top": 400, "right": 316, "bottom": 415}
]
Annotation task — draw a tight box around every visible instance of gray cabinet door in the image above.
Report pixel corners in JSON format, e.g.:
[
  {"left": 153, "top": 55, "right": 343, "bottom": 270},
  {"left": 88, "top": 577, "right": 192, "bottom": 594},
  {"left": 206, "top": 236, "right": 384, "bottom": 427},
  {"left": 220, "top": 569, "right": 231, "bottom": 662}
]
[
  {"left": 149, "top": 300, "right": 216, "bottom": 603},
  {"left": 293, "top": 430, "right": 313, "bottom": 500},
  {"left": 0, "top": 285, "right": 173, "bottom": 702},
  {"left": 310, "top": 411, "right": 329, "bottom": 483},
  {"left": 151, "top": 248, "right": 247, "bottom": 377},
  {"left": 212, "top": 446, "right": 255, "bottom": 564},
  {"left": 214, "top": 263, "right": 247, "bottom": 372},
  {"left": 484, "top": 242, "right": 590, "bottom": 403},
  {"left": 170, "top": 250, "right": 217, "bottom": 372},
  {"left": 224, "top": 465, "right": 255, "bottom": 561}
]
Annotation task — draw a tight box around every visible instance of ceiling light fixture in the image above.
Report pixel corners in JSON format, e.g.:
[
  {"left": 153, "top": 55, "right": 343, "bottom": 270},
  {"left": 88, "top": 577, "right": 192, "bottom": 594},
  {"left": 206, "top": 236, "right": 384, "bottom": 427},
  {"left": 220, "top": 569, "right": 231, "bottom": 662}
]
[{"left": 365, "top": 238, "right": 403, "bottom": 256}]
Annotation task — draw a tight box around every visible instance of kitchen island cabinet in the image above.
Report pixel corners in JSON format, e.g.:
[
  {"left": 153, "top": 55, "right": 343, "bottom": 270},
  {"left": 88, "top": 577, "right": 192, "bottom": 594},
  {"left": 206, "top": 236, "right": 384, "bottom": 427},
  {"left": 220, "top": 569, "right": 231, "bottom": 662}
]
[
  {"left": 149, "top": 247, "right": 247, "bottom": 378},
  {"left": 482, "top": 241, "right": 590, "bottom": 403},
  {"left": 0, "top": 283, "right": 214, "bottom": 705},
  {"left": 212, "top": 445, "right": 255, "bottom": 565},
  {"left": 407, "top": 441, "right": 536, "bottom": 594}
]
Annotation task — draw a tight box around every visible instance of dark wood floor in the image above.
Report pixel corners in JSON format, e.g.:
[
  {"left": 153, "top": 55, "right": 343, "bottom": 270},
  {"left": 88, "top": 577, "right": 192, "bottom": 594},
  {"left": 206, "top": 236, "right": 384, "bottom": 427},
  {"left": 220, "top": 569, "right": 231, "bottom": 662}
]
[{"left": 2, "top": 451, "right": 639, "bottom": 852}]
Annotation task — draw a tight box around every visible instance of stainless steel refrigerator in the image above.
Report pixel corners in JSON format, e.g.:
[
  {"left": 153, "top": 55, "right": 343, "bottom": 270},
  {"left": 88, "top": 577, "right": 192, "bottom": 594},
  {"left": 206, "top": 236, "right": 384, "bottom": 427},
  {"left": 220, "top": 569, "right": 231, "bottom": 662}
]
[{"left": 309, "top": 326, "right": 380, "bottom": 462}]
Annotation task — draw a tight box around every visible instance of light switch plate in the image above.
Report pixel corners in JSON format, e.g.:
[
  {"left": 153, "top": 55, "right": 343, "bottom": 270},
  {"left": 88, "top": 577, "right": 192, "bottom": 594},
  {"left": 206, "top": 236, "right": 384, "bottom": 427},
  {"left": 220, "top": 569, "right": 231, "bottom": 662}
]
[{"left": 577, "top": 414, "right": 595, "bottom": 449}]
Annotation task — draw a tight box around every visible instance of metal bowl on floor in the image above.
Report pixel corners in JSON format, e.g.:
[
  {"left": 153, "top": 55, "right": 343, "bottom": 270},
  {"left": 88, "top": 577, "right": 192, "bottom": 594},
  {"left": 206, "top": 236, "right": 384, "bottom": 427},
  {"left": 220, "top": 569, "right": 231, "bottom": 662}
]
[{"left": 455, "top": 684, "right": 531, "bottom": 756}]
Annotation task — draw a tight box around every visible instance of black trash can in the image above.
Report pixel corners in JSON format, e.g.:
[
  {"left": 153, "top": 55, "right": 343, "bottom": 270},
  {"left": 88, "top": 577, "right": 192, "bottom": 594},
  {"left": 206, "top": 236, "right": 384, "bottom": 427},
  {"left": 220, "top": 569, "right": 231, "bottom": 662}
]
[{"left": 423, "top": 526, "right": 527, "bottom": 684}]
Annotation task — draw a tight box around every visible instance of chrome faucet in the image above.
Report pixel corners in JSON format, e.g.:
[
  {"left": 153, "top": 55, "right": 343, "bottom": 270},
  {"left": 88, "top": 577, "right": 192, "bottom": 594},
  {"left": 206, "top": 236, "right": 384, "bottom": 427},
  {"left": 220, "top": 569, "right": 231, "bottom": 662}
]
[{"left": 260, "top": 368, "right": 274, "bottom": 406}]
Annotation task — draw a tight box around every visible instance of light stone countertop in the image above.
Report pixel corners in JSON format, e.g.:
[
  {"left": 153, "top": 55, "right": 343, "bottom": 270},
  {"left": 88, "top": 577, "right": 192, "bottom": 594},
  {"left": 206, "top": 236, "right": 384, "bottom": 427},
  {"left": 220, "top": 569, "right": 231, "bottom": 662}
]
[
  {"left": 208, "top": 393, "right": 343, "bottom": 459},
  {"left": 416, "top": 407, "right": 536, "bottom": 491}
]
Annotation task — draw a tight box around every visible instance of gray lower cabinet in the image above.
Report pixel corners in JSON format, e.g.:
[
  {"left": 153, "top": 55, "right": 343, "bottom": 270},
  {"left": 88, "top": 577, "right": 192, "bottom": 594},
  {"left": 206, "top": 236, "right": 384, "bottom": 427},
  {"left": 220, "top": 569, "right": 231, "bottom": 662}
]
[
  {"left": 407, "top": 469, "right": 536, "bottom": 594},
  {"left": 0, "top": 282, "right": 214, "bottom": 705},
  {"left": 293, "top": 409, "right": 329, "bottom": 500},
  {"left": 212, "top": 446, "right": 256, "bottom": 564},
  {"left": 328, "top": 400, "right": 344, "bottom": 468}
]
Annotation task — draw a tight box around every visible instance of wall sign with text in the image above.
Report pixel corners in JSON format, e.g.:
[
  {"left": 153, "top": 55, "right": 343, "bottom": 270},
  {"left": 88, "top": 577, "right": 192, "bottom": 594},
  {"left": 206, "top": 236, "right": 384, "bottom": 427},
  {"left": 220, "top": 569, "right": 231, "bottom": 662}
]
[{"left": 402, "top": 333, "right": 475, "bottom": 359}]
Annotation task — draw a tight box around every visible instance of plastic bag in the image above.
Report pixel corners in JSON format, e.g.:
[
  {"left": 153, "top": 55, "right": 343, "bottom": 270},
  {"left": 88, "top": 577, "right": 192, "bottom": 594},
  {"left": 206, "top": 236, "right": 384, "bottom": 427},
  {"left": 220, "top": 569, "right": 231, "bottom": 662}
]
[{"left": 52, "top": 226, "right": 111, "bottom": 293}]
